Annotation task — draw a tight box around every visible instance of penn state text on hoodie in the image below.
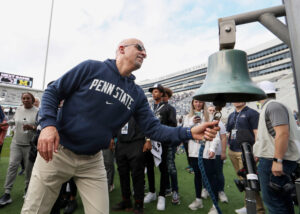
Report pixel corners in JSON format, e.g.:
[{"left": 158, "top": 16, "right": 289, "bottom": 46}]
[{"left": 39, "top": 59, "right": 191, "bottom": 155}]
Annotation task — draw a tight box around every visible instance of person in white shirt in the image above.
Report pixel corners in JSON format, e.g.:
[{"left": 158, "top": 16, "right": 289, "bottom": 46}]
[{"left": 183, "top": 99, "right": 219, "bottom": 214}]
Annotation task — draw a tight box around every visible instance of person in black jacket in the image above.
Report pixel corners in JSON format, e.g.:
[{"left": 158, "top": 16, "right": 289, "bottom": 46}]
[
  {"left": 113, "top": 116, "right": 151, "bottom": 214},
  {"left": 162, "top": 87, "right": 180, "bottom": 205},
  {"left": 144, "top": 84, "right": 177, "bottom": 211}
]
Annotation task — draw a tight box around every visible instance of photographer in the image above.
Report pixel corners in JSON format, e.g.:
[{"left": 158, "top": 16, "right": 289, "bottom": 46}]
[
  {"left": 254, "top": 81, "right": 300, "bottom": 214},
  {"left": 226, "top": 102, "right": 265, "bottom": 214}
]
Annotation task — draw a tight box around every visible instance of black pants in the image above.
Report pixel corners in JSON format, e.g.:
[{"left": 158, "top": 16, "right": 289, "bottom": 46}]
[
  {"left": 190, "top": 157, "right": 203, "bottom": 198},
  {"left": 145, "top": 144, "right": 168, "bottom": 196},
  {"left": 115, "top": 140, "right": 145, "bottom": 201}
]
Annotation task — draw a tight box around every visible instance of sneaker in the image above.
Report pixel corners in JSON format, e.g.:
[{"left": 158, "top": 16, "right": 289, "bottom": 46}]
[
  {"left": 156, "top": 196, "right": 165, "bottom": 211},
  {"left": 0, "top": 193, "right": 12, "bottom": 206},
  {"left": 171, "top": 191, "right": 180, "bottom": 205},
  {"left": 188, "top": 199, "right": 203, "bottom": 210},
  {"left": 235, "top": 207, "right": 247, "bottom": 214},
  {"left": 218, "top": 191, "right": 228, "bottom": 203},
  {"left": 208, "top": 205, "right": 218, "bottom": 214},
  {"left": 165, "top": 188, "right": 172, "bottom": 197},
  {"left": 64, "top": 200, "right": 78, "bottom": 214},
  {"left": 112, "top": 199, "right": 133, "bottom": 211},
  {"left": 201, "top": 188, "right": 209, "bottom": 199},
  {"left": 144, "top": 192, "right": 156, "bottom": 203},
  {"left": 133, "top": 201, "right": 144, "bottom": 214}
]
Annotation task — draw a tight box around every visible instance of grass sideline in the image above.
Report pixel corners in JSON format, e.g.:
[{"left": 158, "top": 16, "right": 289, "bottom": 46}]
[{"left": 0, "top": 138, "right": 299, "bottom": 213}]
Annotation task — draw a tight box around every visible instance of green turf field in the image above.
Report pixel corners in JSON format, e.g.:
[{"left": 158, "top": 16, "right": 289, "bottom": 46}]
[{"left": 0, "top": 137, "right": 299, "bottom": 213}]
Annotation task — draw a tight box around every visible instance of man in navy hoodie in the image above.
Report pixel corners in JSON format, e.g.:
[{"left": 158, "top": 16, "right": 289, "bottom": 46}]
[{"left": 21, "top": 38, "right": 219, "bottom": 214}]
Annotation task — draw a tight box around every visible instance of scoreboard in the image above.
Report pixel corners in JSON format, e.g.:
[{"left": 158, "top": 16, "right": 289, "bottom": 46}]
[{"left": 0, "top": 72, "right": 33, "bottom": 88}]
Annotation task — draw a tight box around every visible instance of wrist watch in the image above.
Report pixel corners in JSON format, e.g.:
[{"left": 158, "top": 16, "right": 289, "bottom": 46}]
[{"left": 273, "top": 158, "right": 283, "bottom": 163}]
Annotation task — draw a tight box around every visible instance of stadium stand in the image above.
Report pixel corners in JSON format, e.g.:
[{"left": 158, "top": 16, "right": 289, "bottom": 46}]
[{"left": 140, "top": 38, "right": 297, "bottom": 122}]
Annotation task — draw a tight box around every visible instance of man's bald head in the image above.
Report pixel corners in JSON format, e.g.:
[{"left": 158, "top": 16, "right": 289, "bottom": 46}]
[
  {"left": 116, "top": 38, "right": 145, "bottom": 56},
  {"left": 115, "top": 38, "right": 147, "bottom": 76}
]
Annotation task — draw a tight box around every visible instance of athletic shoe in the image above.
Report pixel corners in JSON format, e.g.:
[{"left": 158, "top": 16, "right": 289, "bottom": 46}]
[
  {"left": 64, "top": 200, "right": 78, "bottom": 214},
  {"left": 0, "top": 193, "right": 12, "bottom": 207},
  {"left": 171, "top": 191, "right": 180, "bottom": 205},
  {"left": 208, "top": 205, "right": 218, "bottom": 214},
  {"left": 218, "top": 191, "right": 228, "bottom": 203},
  {"left": 235, "top": 207, "right": 247, "bottom": 214},
  {"left": 201, "top": 188, "right": 209, "bottom": 199},
  {"left": 112, "top": 199, "right": 133, "bottom": 211},
  {"left": 165, "top": 188, "right": 172, "bottom": 197},
  {"left": 156, "top": 196, "right": 165, "bottom": 211},
  {"left": 188, "top": 199, "right": 203, "bottom": 210},
  {"left": 144, "top": 192, "right": 156, "bottom": 203}
]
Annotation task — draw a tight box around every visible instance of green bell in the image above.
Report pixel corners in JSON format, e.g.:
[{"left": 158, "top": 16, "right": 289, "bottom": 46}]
[{"left": 193, "top": 49, "right": 266, "bottom": 106}]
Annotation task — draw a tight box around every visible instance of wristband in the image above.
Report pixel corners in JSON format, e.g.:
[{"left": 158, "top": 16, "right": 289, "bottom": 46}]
[
  {"left": 273, "top": 158, "right": 283, "bottom": 163},
  {"left": 186, "top": 128, "right": 193, "bottom": 139}
]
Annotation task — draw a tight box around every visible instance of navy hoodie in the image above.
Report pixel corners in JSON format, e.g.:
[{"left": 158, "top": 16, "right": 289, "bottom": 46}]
[{"left": 39, "top": 59, "right": 191, "bottom": 155}]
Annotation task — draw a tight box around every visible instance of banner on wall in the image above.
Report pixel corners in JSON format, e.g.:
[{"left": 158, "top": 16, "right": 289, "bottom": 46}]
[{"left": 0, "top": 72, "right": 33, "bottom": 88}]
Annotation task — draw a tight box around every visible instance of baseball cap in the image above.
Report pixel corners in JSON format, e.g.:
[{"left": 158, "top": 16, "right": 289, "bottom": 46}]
[
  {"left": 257, "top": 81, "right": 276, "bottom": 94},
  {"left": 148, "top": 83, "right": 164, "bottom": 93}
]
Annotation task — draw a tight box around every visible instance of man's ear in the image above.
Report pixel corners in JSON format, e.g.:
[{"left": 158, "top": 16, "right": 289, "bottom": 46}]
[{"left": 119, "top": 45, "right": 125, "bottom": 54}]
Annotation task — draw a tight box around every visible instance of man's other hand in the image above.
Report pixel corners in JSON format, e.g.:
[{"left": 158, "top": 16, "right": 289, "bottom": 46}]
[
  {"left": 191, "top": 121, "right": 220, "bottom": 141},
  {"left": 272, "top": 161, "right": 284, "bottom": 176},
  {"left": 37, "top": 126, "right": 60, "bottom": 162},
  {"left": 109, "top": 139, "right": 115, "bottom": 151},
  {"left": 143, "top": 139, "right": 152, "bottom": 152}
]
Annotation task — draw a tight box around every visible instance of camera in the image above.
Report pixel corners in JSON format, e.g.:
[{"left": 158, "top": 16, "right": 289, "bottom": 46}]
[
  {"left": 268, "top": 171, "right": 299, "bottom": 206},
  {"left": 234, "top": 130, "right": 260, "bottom": 192}
]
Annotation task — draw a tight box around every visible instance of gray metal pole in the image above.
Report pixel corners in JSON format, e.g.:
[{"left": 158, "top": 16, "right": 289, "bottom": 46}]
[
  {"left": 259, "top": 13, "right": 290, "bottom": 47},
  {"left": 42, "top": 0, "right": 54, "bottom": 90},
  {"left": 284, "top": 0, "right": 300, "bottom": 113},
  {"left": 219, "top": 5, "right": 285, "bottom": 25},
  {"left": 218, "top": 5, "right": 287, "bottom": 50}
]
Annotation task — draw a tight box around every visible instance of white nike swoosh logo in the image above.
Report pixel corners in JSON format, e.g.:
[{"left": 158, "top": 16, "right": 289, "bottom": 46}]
[{"left": 106, "top": 101, "right": 113, "bottom": 105}]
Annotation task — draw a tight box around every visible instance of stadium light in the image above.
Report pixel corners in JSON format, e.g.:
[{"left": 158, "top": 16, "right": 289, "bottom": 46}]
[{"left": 42, "top": 0, "right": 55, "bottom": 90}]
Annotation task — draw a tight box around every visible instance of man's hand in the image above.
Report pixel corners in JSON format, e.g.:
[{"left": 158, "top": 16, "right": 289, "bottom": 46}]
[
  {"left": 191, "top": 121, "right": 220, "bottom": 141},
  {"left": 272, "top": 161, "right": 284, "bottom": 176},
  {"left": 0, "top": 122, "right": 8, "bottom": 127},
  {"left": 37, "top": 126, "right": 60, "bottom": 162},
  {"left": 109, "top": 139, "right": 115, "bottom": 151},
  {"left": 143, "top": 139, "right": 152, "bottom": 152}
]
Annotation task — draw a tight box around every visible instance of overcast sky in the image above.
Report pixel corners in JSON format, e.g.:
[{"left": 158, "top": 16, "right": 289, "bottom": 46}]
[{"left": 0, "top": 0, "right": 283, "bottom": 90}]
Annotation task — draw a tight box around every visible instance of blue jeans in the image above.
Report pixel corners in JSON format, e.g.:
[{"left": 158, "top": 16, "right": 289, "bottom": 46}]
[
  {"left": 166, "top": 146, "right": 179, "bottom": 192},
  {"left": 215, "top": 155, "right": 225, "bottom": 192},
  {"left": 257, "top": 158, "right": 297, "bottom": 214}
]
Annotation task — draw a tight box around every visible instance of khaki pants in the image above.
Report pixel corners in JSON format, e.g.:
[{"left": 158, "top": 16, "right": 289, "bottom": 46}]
[
  {"left": 228, "top": 149, "right": 265, "bottom": 214},
  {"left": 21, "top": 146, "right": 108, "bottom": 214}
]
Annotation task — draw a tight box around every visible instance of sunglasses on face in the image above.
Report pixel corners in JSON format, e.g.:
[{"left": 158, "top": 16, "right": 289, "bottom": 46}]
[{"left": 123, "top": 43, "right": 146, "bottom": 53}]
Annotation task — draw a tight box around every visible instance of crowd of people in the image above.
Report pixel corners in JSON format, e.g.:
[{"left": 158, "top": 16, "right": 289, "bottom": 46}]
[{"left": 0, "top": 38, "right": 299, "bottom": 214}]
